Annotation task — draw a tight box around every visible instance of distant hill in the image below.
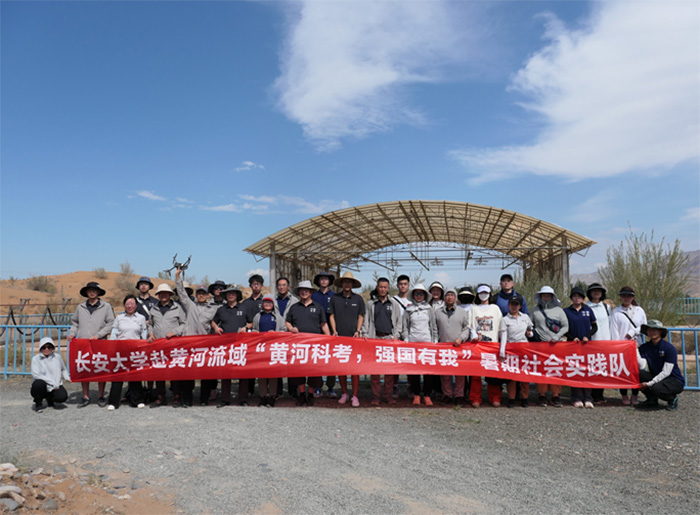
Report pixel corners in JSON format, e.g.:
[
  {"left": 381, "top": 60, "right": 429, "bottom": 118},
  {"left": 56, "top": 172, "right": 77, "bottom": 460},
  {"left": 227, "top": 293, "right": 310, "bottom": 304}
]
[{"left": 572, "top": 250, "right": 700, "bottom": 297}]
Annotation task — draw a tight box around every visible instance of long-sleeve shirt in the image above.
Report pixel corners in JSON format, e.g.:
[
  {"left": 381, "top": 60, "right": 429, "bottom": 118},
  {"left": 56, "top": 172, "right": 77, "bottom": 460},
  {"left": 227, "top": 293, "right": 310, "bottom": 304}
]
[
  {"left": 434, "top": 305, "right": 472, "bottom": 343},
  {"left": 176, "top": 276, "right": 218, "bottom": 335},
  {"left": 69, "top": 300, "right": 115, "bottom": 339},
  {"left": 610, "top": 305, "right": 647, "bottom": 346},
  {"left": 401, "top": 302, "right": 438, "bottom": 343},
  {"left": 110, "top": 312, "right": 148, "bottom": 340},
  {"left": 31, "top": 352, "right": 70, "bottom": 391},
  {"left": 148, "top": 301, "right": 186, "bottom": 339}
]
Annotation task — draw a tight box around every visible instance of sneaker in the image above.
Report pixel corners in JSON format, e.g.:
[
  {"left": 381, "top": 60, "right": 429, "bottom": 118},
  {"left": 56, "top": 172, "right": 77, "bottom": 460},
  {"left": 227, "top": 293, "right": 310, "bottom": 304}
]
[
  {"left": 314, "top": 389, "right": 322, "bottom": 398},
  {"left": 351, "top": 396, "right": 360, "bottom": 407},
  {"left": 573, "top": 400, "right": 584, "bottom": 408},
  {"left": 200, "top": 401, "right": 209, "bottom": 406},
  {"left": 471, "top": 402, "right": 481, "bottom": 408},
  {"left": 216, "top": 400, "right": 231, "bottom": 408},
  {"left": 520, "top": 399, "right": 529, "bottom": 408},
  {"left": 392, "top": 385, "right": 400, "bottom": 400},
  {"left": 666, "top": 397, "right": 678, "bottom": 411},
  {"left": 258, "top": 397, "right": 267, "bottom": 407},
  {"left": 296, "top": 393, "right": 307, "bottom": 406},
  {"left": 584, "top": 401, "right": 594, "bottom": 409},
  {"left": 268, "top": 396, "right": 276, "bottom": 408},
  {"left": 538, "top": 395, "right": 548, "bottom": 407},
  {"left": 630, "top": 394, "right": 639, "bottom": 406},
  {"left": 621, "top": 394, "right": 630, "bottom": 406},
  {"left": 97, "top": 397, "right": 107, "bottom": 408},
  {"left": 137, "top": 403, "right": 146, "bottom": 409},
  {"left": 338, "top": 393, "right": 348, "bottom": 405},
  {"left": 370, "top": 397, "right": 380, "bottom": 406},
  {"left": 551, "top": 396, "right": 563, "bottom": 408},
  {"left": 507, "top": 399, "right": 515, "bottom": 408},
  {"left": 306, "top": 393, "right": 315, "bottom": 407},
  {"left": 33, "top": 403, "right": 44, "bottom": 413},
  {"left": 424, "top": 397, "right": 433, "bottom": 407},
  {"left": 412, "top": 395, "right": 421, "bottom": 406},
  {"left": 492, "top": 401, "right": 501, "bottom": 408},
  {"left": 387, "top": 397, "right": 397, "bottom": 405},
  {"left": 636, "top": 398, "right": 659, "bottom": 409},
  {"left": 107, "top": 405, "right": 116, "bottom": 411},
  {"left": 238, "top": 401, "right": 249, "bottom": 407},
  {"left": 327, "top": 390, "right": 338, "bottom": 399},
  {"left": 454, "top": 396, "right": 465, "bottom": 406},
  {"left": 77, "top": 397, "right": 91, "bottom": 409}
]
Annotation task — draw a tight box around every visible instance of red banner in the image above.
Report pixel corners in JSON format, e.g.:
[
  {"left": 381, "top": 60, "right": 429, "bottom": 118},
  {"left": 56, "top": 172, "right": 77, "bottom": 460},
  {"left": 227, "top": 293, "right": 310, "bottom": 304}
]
[{"left": 69, "top": 333, "right": 640, "bottom": 388}]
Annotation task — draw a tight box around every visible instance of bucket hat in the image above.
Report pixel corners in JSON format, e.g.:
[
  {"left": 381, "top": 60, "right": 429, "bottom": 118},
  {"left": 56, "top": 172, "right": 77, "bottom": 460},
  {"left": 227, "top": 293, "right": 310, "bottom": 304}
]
[
  {"left": 586, "top": 282, "right": 607, "bottom": 301},
  {"left": 569, "top": 286, "right": 586, "bottom": 299},
  {"left": 641, "top": 320, "right": 668, "bottom": 338},
  {"left": 208, "top": 280, "right": 227, "bottom": 295},
  {"left": 136, "top": 276, "right": 154, "bottom": 290},
  {"left": 221, "top": 286, "right": 242, "bottom": 301},
  {"left": 294, "top": 280, "right": 315, "bottom": 296},
  {"left": 313, "top": 271, "right": 336, "bottom": 287},
  {"left": 80, "top": 281, "right": 106, "bottom": 297},
  {"left": 155, "top": 284, "right": 175, "bottom": 295}
]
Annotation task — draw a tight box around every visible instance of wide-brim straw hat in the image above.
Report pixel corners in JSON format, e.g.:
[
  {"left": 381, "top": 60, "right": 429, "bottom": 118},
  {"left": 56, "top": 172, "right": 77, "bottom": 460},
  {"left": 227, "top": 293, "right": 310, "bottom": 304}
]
[
  {"left": 80, "top": 281, "right": 106, "bottom": 297},
  {"left": 155, "top": 283, "right": 175, "bottom": 295},
  {"left": 294, "top": 280, "right": 315, "bottom": 296},
  {"left": 334, "top": 271, "right": 361, "bottom": 289},
  {"left": 313, "top": 271, "right": 336, "bottom": 287}
]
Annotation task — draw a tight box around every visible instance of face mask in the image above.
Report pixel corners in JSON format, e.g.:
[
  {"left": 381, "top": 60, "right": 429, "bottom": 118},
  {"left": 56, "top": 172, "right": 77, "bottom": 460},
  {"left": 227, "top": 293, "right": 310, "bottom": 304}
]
[{"left": 478, "top": 292, "right": 490, "bottom": 301}]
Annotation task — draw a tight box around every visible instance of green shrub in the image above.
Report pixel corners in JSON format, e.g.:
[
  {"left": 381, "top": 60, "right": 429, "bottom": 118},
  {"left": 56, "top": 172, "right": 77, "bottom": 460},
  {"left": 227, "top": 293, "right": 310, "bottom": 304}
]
[{"left": 26, "top": 275, "right": 57, "bottom": 294}]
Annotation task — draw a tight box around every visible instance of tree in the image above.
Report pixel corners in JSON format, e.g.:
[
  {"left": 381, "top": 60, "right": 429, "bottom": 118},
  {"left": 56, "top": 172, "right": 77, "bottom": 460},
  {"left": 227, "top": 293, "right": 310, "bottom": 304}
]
[{"left": 599, "top": 231, "right": 689, "bottom": 325}]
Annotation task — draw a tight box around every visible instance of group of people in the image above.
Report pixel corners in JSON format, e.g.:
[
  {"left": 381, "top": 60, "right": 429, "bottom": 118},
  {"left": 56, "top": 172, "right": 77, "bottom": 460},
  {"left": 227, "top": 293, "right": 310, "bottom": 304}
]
[{"left": 30, "top": 271, "right": 685, "bottom": 413}]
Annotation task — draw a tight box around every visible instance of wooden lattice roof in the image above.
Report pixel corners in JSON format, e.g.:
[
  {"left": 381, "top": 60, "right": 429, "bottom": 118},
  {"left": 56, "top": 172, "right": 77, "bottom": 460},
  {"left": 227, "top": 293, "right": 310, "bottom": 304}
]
[{"left": 243, "top": 200, "right": 595, "bottom": 270}]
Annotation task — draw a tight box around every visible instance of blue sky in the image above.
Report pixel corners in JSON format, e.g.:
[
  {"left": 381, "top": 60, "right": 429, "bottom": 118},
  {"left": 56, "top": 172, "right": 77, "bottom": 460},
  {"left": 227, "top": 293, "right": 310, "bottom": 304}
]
[{"left": 1, "top": 0, "right": 698, "bottom": 290}]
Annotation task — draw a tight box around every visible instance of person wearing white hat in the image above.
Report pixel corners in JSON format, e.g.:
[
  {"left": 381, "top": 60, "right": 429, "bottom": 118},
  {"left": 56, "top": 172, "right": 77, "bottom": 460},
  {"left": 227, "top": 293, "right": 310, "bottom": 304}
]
[
  {"left": 531, "top": 285, "right": 569, "bottom": 408},
  {"left": 148, "top": 283, "right": 187, "bottom": 407},
  {"left": 435, "top": 288, "right": 472, "bottom": 405},
  {"left": 69, "top": 281, "right": 115, "bottom": 408},
  {"left": 252, "top": 295, "right": 286, "bottom": 407},
  {"left": 428, "top": 281, "right": 445, "bottom": 311},
  {"left": 30, "top": 337, "right": 70, "bottom": 413},
  {"left": 286, "top": 280, "right": 330, "bottom": 406},
  {"left": 329, "top": 272, "right": 366, "bottom": 407},
  {"left": 467, "top": 284, "right": 503, "bottom": 407},
  {"left": 401, "top": 284, "right": 438, "bottom": 406}
]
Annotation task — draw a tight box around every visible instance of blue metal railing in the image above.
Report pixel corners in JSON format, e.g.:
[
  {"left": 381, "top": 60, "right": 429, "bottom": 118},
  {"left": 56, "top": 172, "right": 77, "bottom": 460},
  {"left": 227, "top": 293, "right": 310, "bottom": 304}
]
[
  {"left": 668, "top": 327, "right": 699, "bottom": 391},
  {"left": 2, "top": 325, "right": 71, "bottom": 379},
  {"left": 677, "top": 297, "right": 700, "bottom": 316}
]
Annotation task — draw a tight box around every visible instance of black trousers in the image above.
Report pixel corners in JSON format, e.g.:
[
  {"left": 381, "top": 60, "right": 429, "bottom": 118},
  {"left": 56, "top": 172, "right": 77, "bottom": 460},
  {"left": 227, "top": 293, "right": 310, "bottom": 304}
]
[
  {"left": 639, "top": 370, "right": 684, "bottom": 402},
  {"left": 108, "top": 382, "right": 146, "bottom": 407},
  {"left": 31, "top": 380, "right": 68, "bottom": 405},
  {"left": 171, "top": 380, "right": 195, "bottom": 405},
  {"left": 408, "top": 375, "right": 440, "bottom": 397},
  {"left": 200, "top": 379, "right": 218, "bottom": 403}
]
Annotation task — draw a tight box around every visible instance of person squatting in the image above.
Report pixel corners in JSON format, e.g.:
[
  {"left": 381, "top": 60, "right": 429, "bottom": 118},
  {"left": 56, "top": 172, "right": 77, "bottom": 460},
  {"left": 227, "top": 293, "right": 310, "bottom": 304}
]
[{"left": 34, "top": 273, "right": 685, "bottom": 413}]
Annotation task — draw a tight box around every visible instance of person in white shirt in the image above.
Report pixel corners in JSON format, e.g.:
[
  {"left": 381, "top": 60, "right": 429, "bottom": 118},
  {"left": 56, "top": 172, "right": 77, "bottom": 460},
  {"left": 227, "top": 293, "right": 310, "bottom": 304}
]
[
  {"left": 586, "top": 283, "right": 612, "bottom": 404},
  {"left": 610, "top": 286, "right": 647, "bottom": 406},
  {"left": 31, "top": 337, "right": 70, "bottom": 413}
]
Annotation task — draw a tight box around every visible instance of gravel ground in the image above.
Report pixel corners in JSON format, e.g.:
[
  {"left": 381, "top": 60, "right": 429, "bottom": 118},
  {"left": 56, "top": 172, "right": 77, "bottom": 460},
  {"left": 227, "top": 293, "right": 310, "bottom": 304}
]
[{"left": 1, "top": 378, "right": 698, "bottom": 514}]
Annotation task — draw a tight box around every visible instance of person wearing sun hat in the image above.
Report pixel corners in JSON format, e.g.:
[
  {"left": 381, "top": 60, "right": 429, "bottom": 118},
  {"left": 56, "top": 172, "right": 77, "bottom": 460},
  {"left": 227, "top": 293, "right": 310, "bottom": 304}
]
[
  {"left": 428, "top": 281, "right": 445, "bottom": 310},
  {"left": 147, "top": 283, "right": 187, "bottom": 407},
  {"left": 401, "top": 284, "right": 439, "bottom": 406},
  {"left": 68, "top": 281, "right": 115, "bottom": 408},
  {"left": 208, "top": 280, "right": 228, "bottom": 305},
  {"left": 311, "top": 271, "right": 337, "bottom": 397},
  {"left": 135, "top": 276, "right": 158, "bottom": 320},
  {"left": 610, "top": 286, "right": 647, "bottom": 405},
  {"left": 30, "top": 337, "right": 70, "bottom": 413},
  {"left": 635, "top": 320, "right": 685, "bottom": 411},
  {"left": 329, "top": 272, "right": 366, "bottom": 407},
  {"left": 286, "top": 280, "right": 330, "bottom": 406},
  {"left": 564, "top": 286, "right": 598, "bottom": 408},
  {"left": 586, "top": 282, "right": 612, "bottom": 403},
  {"left": 253, "top": 294, "right": 287, "bottom": 407}
]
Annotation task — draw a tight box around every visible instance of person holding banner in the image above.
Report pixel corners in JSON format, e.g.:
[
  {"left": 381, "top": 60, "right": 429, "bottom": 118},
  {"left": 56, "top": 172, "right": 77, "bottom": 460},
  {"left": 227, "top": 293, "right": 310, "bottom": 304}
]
[
  {"left": 364, "top": 277, "right": 403, "bottom": 406},
  {"left": 401, "top": 284, "right": 438, "bottom": 406},
  {"left": 212, "top": 286, "right": 249, "bottom": 407},
  {"left": 312, "top": 271, "right": 337, "bottom": 398},
  {"left": 467, "top": 284, "right": 503, "bottom": 407},
  {"left": 586, "top": 283, "right": 612, "bottom": 404},
  {"left": 69, "top": 281, "right": 115, "bottom": 408},
  {"left": 252, "top": 295, "right": 286, "bottom": 407},
  {"left": 148, "top": 284, "right": 186, "bottom": 407},
  {"left": 107, "top": 295, "right": 148, "bottom": 410},
  {"left": 286, "top": 280, "right": 330, "bottom": 406},
  {"left": 498, "top": 294, "right": 533, "bottom": 408},
  {"left": 636, "top": 320, "right": 684, "bottom": 411},
  {"left": 329, "top": 272, "right": 366, "bottom": 407},
  {"left": 564, "top": 287, "right": 598, "bottom": 408},
  {"left": 436, "top": 288, "right": 472, "bottom": 405},
  {"left": 610, "top": 286, "right": 647, "bottom": 406},
  {"left": 531, "top": 286, "right": 568, "bottom": 408}
]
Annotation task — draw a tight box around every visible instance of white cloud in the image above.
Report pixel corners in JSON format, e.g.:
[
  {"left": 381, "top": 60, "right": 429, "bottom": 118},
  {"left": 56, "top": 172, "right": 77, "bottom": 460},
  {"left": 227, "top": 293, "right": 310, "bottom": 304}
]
[
  {"left": 565, "top": 191, "right": 617, "bottom": 223},
  {"left": 433, "top": 271, "right": 452, "bottom": 288},
  {"left": 450, "top": 2, "right": 700, "bottom": 182},
  {"left": 680, "top": 207, "right": 700, "bottom": 222},
  {"left": 175, "top": 197, "right": 194, "bottom": 204},
  {"left": 202, "top": 195, "right": 349, "bottom": 215},
  {"left": 274, "top": 0, "right": 475, "bottom": 151},
  {"left": 136, "top": 190, "right": 166, "bottom": 201},
  {"left": 235, "top": 161, "right": 265, "bottom": 172},
  {"left": 247, "top": 268, "right": 270, "bottom": 282}
]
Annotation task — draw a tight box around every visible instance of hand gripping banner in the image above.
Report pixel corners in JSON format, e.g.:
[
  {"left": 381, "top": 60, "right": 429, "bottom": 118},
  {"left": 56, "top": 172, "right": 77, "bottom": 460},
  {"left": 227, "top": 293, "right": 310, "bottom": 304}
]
[{"left": 69, "top": 333, "right": 640, "bottom": 388}]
